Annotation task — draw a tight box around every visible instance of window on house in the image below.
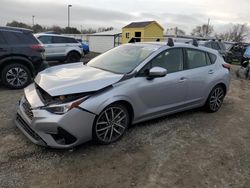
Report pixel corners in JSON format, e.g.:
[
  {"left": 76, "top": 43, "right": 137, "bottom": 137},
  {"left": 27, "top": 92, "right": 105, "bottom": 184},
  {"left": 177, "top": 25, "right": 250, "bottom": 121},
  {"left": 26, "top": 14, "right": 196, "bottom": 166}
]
[{"left": 126, "top": 32, "right": 130, "bottom": 39}]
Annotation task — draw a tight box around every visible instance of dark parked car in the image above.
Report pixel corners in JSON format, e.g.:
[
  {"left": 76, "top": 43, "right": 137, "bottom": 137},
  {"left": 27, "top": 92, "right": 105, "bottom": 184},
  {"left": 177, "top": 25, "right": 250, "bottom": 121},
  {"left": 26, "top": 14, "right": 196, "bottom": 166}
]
[
  {"left": 0, "top": 26, "right": 47, "bottom": 89},
  {"left": 198, "top": 40, "right": 231, "bottom": 62}
]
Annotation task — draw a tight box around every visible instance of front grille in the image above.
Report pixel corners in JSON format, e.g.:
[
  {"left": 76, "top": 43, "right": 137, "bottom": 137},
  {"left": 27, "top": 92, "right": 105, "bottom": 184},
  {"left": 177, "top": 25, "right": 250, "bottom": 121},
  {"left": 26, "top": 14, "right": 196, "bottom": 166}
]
[
  {"left": 22, "top": 97, "right": 33, "bottom": 120},
  {"left": 16, "top": 114, "right": 41, "bottom": 141}
]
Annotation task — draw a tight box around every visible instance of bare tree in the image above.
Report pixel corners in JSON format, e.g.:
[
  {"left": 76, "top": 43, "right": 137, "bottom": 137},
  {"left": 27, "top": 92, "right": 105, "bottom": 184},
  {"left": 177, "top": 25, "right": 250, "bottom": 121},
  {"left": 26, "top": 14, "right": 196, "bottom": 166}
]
[
  {"left": 216, "top": 24, "right": 249, "bottom": 42},
  {"left": 191, "top": 24, "right": 214, "bottom": 37}
]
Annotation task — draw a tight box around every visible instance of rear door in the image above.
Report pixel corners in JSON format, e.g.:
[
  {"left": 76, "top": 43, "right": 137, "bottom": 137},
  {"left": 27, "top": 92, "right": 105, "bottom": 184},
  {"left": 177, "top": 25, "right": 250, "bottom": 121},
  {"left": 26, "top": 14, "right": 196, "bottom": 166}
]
[
  {"left": 0, "top": 31, "right": 11, "bottom": 58},
  {"left": 183, "top": 48, "right": 216, "bottom": 105},
  {"left": 51, "top": 36, "right": 68, "bottom": 57}
]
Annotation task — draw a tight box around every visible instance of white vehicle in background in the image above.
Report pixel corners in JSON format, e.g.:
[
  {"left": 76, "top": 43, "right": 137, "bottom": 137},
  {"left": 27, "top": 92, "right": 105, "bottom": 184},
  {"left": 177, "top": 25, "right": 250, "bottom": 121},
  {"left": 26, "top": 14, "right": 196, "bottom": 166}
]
[{"left": 35, "top": 33, "right": 83, "bottom": 63}]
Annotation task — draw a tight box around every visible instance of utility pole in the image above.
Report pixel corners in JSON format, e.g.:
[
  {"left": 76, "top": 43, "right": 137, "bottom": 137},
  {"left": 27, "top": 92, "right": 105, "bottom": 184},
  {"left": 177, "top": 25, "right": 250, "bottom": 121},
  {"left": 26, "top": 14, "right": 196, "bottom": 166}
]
[
  {"left": 32, "top": 15, "right": 35, "bottom": 27},
  {"left": 68, "top": 5, "right": 72, "bottom": 28},
  {"left": 206, "top": 18, "right": 210, "bottom": 37}
]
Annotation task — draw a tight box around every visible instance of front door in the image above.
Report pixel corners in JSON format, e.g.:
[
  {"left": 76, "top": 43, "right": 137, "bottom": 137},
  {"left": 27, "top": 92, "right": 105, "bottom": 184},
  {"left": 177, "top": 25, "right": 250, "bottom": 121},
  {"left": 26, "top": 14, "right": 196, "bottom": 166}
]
[
  {"left": 134, "top": 48, "right": 188, "bottom": 119},
  {"left": 135, "top": 32, "right": 141, "bottom": 42}
]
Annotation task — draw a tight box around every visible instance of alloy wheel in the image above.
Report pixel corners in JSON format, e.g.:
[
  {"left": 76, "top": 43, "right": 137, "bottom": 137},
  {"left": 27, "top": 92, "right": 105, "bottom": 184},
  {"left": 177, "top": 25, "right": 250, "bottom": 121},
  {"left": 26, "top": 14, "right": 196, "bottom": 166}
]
[
  {"left": 95, "top": 106, "right": 128, "bottom": 143},
  {"left": 209, "top": 87, "right": 225, "bottom": 111},
  {"left": 6, "top": 67, "right": 28, "bottom": 87}
]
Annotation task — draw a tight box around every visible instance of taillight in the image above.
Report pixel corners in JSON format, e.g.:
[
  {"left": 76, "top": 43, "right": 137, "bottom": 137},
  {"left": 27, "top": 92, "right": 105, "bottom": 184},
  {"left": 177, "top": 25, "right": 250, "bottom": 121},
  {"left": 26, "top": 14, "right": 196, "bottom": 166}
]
[
  {"left": 222, "top": 63, "right": 231, "bottom": 71},
  {"left": 30, "top": 44, "right": 45, "bottom": 53}
]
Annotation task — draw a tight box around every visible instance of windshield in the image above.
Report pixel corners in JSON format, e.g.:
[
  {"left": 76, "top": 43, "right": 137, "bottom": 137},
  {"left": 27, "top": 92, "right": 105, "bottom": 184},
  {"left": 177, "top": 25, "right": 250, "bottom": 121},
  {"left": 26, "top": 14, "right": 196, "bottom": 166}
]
[{"left": 87, "top": 44, "right": 159, "bottom": 74}]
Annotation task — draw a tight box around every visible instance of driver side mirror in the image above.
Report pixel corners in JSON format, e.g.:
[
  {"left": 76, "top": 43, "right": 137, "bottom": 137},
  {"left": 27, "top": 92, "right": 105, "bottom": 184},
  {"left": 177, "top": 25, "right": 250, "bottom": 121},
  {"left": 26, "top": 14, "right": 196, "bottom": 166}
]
[{"left": 148, "top": 67, "right": 167, "bottom": 79}]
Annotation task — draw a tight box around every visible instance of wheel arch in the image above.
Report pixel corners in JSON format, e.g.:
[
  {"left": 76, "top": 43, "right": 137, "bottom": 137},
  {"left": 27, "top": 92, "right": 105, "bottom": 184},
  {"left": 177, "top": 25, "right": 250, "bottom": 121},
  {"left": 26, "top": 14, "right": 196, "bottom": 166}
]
[
  {"left": 66, "top": 49, "right": 81, "bottom": 57},
  {"left": 109, "top": 100, "right": 134, "bottom": 124},
  {"left": 0, "top": 56, "right": 35, "bottom": 77}
]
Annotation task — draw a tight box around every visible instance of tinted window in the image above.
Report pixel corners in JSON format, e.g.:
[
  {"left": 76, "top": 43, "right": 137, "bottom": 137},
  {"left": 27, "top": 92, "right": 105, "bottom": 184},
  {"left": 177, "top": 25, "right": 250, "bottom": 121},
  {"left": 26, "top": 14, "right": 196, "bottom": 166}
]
[
  {"left": 208, "top": 53, "right": 217, "bottom": 64},
  {"left": 212, "top": 42, "right": 221, "bottom": 50},
  {"left": 0, "top": 32, "right": 7, "bottom": 45},
  {"left": 2, "top": 31, "right": 38, "bottom": 44},
  {"left": 150, "top": 48, "right": 183, "bottom": 73},
  {"left": 38, "top": 36, "right": 52, "bottom": 44},
  {"left": 52, "top": 36, "right": 68, "bottom": 43},
  {"left": 186, "top": 49, "right": 207, "bottom": 69},
  {"left": 218, "top": 42, "right": 226, "bottom": 51},
  {"left": 205, "top": 42, "right": 212, "bottom": 48},
  {"left": 66, "top": 37, "right": 78, "bottom": 43}
]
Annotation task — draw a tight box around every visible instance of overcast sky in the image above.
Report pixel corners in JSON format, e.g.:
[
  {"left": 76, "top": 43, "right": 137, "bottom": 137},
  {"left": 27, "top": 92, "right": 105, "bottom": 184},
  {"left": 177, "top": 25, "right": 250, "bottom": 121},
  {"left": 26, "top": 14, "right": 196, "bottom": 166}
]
[{"left": 1, "top": 0, "right": 250, "bottom": 34}]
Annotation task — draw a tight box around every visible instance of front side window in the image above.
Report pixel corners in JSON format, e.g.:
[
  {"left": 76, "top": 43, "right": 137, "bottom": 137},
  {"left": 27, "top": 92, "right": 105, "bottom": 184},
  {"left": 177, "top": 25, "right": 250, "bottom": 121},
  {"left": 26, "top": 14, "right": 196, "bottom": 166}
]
[
  {"left": 186, "top": 49, "right": 208, "bottom": 69},
  {"left": 151, "top": 48, "right": 184, "bottom": 73}
]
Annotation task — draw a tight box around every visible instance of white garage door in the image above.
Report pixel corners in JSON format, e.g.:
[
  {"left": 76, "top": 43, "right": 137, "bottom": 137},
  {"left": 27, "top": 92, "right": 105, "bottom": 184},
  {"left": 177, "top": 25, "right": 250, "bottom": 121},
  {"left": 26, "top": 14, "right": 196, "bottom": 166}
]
[{"left": 89, "top": 36, "right": 115, "bottom": 53}]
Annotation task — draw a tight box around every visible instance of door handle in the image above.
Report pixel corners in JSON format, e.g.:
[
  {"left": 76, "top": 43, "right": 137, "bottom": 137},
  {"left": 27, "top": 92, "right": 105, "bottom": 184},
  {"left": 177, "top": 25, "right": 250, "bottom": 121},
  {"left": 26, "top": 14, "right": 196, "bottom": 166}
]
[
  {"left": 179, "top": 77, "right": 187, "bottom": 83},
  {"left": 208, "top": 70, "right": 214, "bottom": 74}
]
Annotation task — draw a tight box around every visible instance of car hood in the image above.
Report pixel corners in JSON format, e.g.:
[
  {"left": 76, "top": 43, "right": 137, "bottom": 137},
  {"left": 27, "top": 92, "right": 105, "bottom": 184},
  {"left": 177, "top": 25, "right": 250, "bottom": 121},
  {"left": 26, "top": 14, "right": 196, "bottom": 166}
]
[{"left": 35, "top": 63, "right": 123, "bottom": 96}]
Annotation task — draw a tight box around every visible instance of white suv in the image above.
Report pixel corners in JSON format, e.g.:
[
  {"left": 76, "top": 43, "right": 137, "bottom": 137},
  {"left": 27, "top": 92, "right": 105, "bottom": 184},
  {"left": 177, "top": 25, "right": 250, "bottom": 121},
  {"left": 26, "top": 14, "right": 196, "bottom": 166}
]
[{"left": 35, "top": 34, "right": 83, "bottom": 63}]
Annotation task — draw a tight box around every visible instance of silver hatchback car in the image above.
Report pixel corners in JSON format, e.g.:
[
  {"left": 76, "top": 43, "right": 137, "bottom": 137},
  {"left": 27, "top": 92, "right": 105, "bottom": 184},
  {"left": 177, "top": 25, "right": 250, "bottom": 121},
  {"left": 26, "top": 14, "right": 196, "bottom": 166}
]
[{"left": 15, "top": 41, "right": 230, "bottom": 149}]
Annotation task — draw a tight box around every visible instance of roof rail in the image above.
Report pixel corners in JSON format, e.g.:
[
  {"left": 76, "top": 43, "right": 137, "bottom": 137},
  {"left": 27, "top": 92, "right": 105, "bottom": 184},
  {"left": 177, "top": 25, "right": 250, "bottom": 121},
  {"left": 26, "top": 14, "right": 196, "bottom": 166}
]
[
  {"left": 192, "top": 39, "right": 198, "bottom": 47},
  {"left": 167, "top": 38, "right": 174, "bottom": 47}
]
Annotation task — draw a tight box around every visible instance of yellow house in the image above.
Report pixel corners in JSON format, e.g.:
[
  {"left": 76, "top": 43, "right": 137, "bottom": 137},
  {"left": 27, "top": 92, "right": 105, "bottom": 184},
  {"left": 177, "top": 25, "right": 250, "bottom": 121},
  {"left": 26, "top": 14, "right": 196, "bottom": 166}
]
[{"left": 122, "top": 21, "right": 164, "bottom": 43}]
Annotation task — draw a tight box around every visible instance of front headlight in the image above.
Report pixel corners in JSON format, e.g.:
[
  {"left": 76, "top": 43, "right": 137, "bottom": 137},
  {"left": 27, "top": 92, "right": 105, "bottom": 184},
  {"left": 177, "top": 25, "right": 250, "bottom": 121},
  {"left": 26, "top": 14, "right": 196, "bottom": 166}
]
[{"left": 41, "top": 96, "right": 88, "bottom": 115}]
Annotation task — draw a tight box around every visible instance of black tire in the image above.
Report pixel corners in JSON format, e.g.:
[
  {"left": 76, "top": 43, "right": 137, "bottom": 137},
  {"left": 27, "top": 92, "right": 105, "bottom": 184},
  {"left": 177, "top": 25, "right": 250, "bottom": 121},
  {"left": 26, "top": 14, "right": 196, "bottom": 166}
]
[
  {"left": 93, "top": 104, "right": 130, "bottom": 145},
  {"left": 66, "top": 51, "right": 81, "bottom": 63},
  {"left": 205, "top": 85, "right": 225, "bottom": 113},
  {"left": 1, "top": 63, "right": 32, "bottom": 89}
]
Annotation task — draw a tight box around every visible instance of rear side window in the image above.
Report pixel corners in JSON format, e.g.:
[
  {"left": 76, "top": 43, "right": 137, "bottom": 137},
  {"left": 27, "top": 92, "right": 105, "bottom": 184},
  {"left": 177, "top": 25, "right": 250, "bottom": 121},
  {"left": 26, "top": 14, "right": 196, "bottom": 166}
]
[
  {"left": 186, "top": 49, "right": 207, "bottom": 69},
  {"left": 66, "top": 37, "right": 78, "bottom": 43},
  {"left": 208, "top": 53, "right": 217, "bottom": 64},
  {"left": 2, "top": 31, "right": 38, "bottom": 45},
  {"left": 52, "top": 36, "right": 68, "bottom": 43},
  {"left": 212, "top": 42, "right": 221, "bottom": 50},
  {"left": 38, "top": 36, "right": 52, "bottom": 44},
  {"left": 205, "top": 42, "right": 212, "bottom": 48}
]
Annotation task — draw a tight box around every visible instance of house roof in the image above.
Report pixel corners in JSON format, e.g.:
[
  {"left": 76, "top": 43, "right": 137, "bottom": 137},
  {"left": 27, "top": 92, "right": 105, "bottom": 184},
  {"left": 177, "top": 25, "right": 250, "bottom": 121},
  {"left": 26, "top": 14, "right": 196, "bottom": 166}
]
[
  {"left": 88, "top": 29, "right": 121, "bottom": 36},
  {"left": 123, "top": 21, "right": 164, "bottom": 30},
  {"left": 123, "top": 21, "right": 154, "bottom": 28}
]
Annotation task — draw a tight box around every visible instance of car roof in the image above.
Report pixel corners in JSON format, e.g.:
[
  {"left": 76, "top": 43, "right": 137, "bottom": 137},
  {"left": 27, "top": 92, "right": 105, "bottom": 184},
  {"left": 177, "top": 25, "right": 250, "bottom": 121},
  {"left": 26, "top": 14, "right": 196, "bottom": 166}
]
[
  {"left": 0, "top": 26, "right": 32, "bottom": 33},
  {"left": 128, "top": 42, "right": 219, "bottom": 54},
  {"left": 35, "top": 33, "right": 74, "bottom": 38}
]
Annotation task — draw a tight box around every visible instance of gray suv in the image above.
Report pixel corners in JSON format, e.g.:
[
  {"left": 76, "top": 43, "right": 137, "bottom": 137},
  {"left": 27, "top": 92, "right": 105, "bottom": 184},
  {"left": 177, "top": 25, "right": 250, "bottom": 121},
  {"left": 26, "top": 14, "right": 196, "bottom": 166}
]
[
  {"left": 16, "top": 41, "right": 230, "bottom": 149},
  {"left": 198, "top": 40, "right": 230, "bottom": 62},
  {"left": 35, "top": 34, "right": 83, "bottom": 63}
]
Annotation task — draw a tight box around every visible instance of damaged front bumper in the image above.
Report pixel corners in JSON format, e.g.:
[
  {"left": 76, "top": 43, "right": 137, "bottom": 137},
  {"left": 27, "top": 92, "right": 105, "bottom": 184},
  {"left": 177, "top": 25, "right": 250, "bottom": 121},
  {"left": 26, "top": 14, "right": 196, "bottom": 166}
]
[{"left": 15, "top": 84, "right": 96, "bottom": 149}]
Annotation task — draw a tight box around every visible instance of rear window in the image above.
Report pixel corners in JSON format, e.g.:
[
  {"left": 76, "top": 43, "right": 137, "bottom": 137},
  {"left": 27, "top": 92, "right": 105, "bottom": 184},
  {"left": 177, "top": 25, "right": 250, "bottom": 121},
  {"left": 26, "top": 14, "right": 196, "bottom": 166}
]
[
  {"left": 205, "top": 42, "right": 212, "bottom": 48},
  {"left": 2, "top": 31, "right": 38, "bottom": 45},
  {"left": 212, "top": 42, "right": 221, "bottom": 50}
]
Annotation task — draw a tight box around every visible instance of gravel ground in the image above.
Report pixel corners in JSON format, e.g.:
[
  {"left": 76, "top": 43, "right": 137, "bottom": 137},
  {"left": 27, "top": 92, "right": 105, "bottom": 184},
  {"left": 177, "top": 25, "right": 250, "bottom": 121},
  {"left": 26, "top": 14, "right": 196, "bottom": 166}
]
[{"left": 0, "top": 60, "right": 250, "bottom": 188}]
